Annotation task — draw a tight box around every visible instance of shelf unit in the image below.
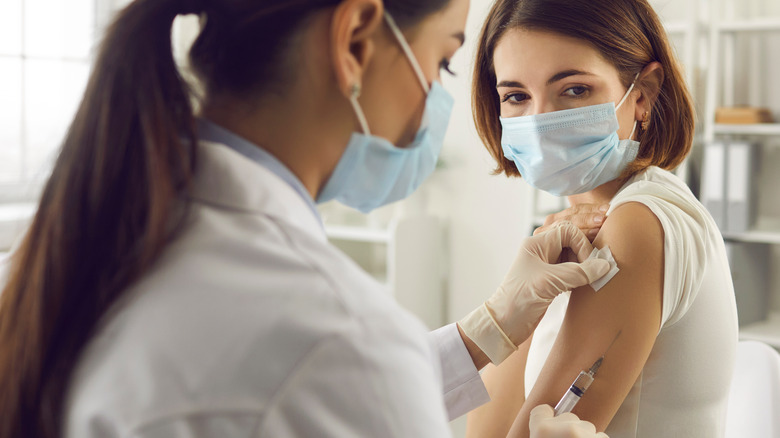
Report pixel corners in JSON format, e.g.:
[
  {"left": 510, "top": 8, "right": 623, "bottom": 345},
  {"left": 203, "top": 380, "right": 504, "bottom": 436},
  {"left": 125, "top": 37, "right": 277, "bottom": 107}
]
[
  {"left": 324, "top": 212, "right": 447, "bottom": 329},
  {"left": 704, "top": 0, "right": 780, "bottom": 347},
  {"left": 713, "top": 123, "right": 780, "bottom": 135},
  {"left": 325, "top": 225, "right": 391, "bottom": 244}
]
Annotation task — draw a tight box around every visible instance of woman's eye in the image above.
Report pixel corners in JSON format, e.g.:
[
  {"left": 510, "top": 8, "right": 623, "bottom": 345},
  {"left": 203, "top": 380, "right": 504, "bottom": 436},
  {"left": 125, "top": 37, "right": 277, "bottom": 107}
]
[
  {"left": 563, "top": 86, "right": 589, "bottom": 97},
  {"left": 501, "top": 92, "right": 529, "bottom": 104},
  {"left": 440, "top": 59, "right": 456, "bottom": 76}
]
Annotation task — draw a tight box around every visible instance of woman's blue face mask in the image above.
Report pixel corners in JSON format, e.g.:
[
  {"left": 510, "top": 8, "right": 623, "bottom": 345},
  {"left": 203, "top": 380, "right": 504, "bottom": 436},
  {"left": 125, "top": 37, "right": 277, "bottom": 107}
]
[
  {"left": 500, "top": 75, "right": 641, "bottom": 197},
  {"left": 316, "top": 12, "right": 454, "bottom": 213}
]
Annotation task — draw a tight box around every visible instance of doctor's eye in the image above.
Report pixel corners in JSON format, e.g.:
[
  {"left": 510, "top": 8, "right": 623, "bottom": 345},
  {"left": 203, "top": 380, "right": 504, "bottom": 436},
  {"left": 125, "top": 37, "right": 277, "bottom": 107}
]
[
  {"left": 440, "top": 59, "right": 456, "bottom": 76},
  {"left": 563, "top": 86, "right": 589, "bottom": 98},
  {"left": 501, "top": 92, "right": 529, "bottom": 104}
]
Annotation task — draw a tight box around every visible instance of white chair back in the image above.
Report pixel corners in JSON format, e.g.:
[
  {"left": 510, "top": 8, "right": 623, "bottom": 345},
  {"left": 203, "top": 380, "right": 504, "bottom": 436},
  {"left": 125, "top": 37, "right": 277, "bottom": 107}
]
[{"left": 725, "top": 340, "right": 780, "bottom": 438}]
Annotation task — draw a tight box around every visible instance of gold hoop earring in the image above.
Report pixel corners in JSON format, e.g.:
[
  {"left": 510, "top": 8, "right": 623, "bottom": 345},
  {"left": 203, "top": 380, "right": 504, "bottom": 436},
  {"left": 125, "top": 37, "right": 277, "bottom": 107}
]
[{"left": 641, "top": 111, "right": 650, "bottom": 131}]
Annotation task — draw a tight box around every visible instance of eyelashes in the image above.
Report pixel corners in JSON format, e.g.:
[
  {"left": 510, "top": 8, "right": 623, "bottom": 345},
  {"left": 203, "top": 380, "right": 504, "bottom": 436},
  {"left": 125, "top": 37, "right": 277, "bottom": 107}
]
[
  {"left": 563, "top": 86, "right": 589, "bottom": 98},
  {"left": 440, "top": 59, "right": 456, "bottom": 76},
  {"left": 500, "top": 85, "right": 591, "bottom": 104},
  {"left": 501, "top": 92, "right": 528, "bottom": 103}
]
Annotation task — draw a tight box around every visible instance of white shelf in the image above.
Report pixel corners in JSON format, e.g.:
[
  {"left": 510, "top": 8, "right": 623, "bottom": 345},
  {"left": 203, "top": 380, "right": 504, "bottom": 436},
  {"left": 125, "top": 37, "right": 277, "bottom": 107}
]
[
  {"left": 713, "top": 123, "right": 780, "bottom": 135},
  {"left": 718, "top": 19, "right": 780, "bottom": 32},
  {"left": 325, "top": 225, "right": 391, "bottom": 243},
  {"left": 723, "top": 230, "right": 780, "bottom": 245},
  {"left": 740, "top": 311, "right": 780, "bottom": 348},
  {"left": 722, "top": 219, "right": 780, "bottom": 244}
]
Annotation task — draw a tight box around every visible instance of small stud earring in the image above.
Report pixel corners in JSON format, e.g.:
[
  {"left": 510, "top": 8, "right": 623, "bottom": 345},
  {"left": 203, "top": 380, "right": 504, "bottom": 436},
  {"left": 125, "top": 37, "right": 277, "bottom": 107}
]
[
  {"left": 350, "top": 83, "right": 362, "bottom": 99},
  {"left": 641, "top": 111, "right": 650, "bottom": 130}
]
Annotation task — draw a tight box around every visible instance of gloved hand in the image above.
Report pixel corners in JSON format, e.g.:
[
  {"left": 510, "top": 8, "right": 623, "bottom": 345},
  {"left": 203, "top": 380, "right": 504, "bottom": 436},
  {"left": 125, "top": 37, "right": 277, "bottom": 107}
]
[
  {"left": 528, "top": 405, "right": 609, "bottom": 438},
  {"left": 458, "top": 222, "right": 610, "bottom": 364}
]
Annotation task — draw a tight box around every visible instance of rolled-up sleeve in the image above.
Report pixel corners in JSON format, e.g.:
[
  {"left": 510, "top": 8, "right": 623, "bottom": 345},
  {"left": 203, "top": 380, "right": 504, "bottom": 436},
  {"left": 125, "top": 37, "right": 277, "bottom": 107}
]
[{"left": 428, "top": 323, "right": 490, "bottom": 420}]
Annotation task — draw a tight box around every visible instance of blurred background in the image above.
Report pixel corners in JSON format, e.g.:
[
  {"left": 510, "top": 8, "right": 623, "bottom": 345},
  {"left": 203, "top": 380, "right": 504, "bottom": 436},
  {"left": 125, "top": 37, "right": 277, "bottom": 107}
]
[{"left": 1, "top": 0, "right": 779, "bottom": 435}]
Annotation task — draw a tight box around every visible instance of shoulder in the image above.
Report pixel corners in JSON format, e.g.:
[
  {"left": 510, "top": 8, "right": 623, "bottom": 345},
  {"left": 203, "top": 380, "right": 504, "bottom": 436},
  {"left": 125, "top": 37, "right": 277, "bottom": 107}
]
[
  {"left": 610, "top": 167, "right": 712, "bottom": 237},
  {"left": 597, "top": 201, "right": 664, "bottom": 265}
]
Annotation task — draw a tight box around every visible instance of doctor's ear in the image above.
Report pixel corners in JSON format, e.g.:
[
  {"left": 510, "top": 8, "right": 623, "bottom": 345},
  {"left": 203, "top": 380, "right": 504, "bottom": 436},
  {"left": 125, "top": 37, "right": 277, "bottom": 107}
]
[
  {"left": 634, "top": 62, "right": 664, "bottom": 122},
  {"left": 330, "top": 0, "right": 384, "bottom": 98}
]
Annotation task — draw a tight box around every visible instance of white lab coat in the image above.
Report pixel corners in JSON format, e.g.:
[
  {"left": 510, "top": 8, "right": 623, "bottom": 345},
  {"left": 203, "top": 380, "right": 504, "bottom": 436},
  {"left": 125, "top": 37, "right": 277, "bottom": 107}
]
[{"left": 64, "top": 141, "right": 488, "bottom": 437}]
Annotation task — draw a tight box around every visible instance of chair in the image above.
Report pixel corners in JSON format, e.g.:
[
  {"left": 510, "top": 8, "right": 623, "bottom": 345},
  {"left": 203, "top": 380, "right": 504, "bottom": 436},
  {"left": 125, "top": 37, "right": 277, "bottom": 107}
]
[{"left": 725, "top": 340, "right": 780, "bottom": 438}]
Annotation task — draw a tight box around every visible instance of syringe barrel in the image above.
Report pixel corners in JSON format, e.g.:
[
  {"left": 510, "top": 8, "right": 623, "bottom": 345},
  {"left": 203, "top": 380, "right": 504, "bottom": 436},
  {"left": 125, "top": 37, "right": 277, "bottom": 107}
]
[
  {"left": 554, "top": 371, "right": 594, "bottom": 416},
  {"left": 572, "top": 371, "right": 595, "bottom": 392}
]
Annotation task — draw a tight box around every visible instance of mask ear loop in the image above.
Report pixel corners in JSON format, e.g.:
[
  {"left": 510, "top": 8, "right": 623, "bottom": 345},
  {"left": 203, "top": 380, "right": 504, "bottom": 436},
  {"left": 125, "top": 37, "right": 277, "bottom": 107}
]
[
  {"left": 383, "top": 11, "right": 430, "bottom": 94},
  {"left": 628, "top": 120, "right": 638, "bottom": 141},
  {"left": 615, "top": 72, "right": 641, "bottom": 110},
  {"left": 616, "top": 72, "right": 641, "bottom": 141},
  {"left": 349, "top": 83, "right": 371, "bottom": 136}
]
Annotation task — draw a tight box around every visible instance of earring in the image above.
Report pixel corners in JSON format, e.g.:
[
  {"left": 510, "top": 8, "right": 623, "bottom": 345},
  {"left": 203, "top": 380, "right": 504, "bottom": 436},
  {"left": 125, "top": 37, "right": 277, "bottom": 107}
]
[
  {"left": 641, "top": 111, "right": 650, "bottom": 130},
  {"left": 350, "top": 82, "right": 362, "bottom": 100}
]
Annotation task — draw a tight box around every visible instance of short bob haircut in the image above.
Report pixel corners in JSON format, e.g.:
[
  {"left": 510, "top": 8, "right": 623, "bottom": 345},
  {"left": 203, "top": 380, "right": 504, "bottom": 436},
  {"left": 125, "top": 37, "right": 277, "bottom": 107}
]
[{"left": 472, "top": 0, "right": 695, "bottom": 179}]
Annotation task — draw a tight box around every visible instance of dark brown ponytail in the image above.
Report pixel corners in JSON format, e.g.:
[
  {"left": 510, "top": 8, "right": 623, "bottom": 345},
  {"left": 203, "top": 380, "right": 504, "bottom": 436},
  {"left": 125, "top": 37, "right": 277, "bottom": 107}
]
[{"left": 0, "top": 0, "right": 197, "bottom": 436}]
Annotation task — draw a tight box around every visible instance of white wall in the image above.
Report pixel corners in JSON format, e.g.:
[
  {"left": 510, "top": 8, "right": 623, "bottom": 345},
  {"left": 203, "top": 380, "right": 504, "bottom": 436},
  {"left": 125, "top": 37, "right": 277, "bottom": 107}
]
[{"left": 433, "top": 0, "right": 533, "bottom": 324}]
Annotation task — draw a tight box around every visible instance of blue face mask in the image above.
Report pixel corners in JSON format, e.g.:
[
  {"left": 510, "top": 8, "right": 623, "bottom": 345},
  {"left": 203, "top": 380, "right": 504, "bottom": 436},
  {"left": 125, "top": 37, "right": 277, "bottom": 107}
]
[
  {"left": 316, "top": 12, "right": 454, "bottom": 213},
  {"left": 500, "top": 78, "right": 641, "bottom": 197}
]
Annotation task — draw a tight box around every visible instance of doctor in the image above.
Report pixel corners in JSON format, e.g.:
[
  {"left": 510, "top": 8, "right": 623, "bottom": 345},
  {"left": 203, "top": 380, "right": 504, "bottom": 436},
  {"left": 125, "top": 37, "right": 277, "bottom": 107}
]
[{"left": 0, "top": 0, "right": 610, "bottom": 437}]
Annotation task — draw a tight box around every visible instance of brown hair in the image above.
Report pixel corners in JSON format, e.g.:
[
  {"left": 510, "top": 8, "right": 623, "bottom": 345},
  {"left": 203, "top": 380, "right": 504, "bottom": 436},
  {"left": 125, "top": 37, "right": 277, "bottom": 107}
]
[
  {"left": 0, "top": 0, "right": 449, "bottom": 437},
  {"left": 472, "top": 0, "right": 695, "bottom": 178}
]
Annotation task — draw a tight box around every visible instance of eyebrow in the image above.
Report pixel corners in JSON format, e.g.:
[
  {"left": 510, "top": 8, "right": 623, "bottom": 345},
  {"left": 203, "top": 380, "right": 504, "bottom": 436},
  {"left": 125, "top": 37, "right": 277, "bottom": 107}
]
[
  {"left": 452, "top": 32, "right": 465, "bottom": 47},
  {"left": 496, "top": 69, "right": 595, "bottom": 89},
  {"left": 546, "top": 69, "right": 594, "bottom": 85}
]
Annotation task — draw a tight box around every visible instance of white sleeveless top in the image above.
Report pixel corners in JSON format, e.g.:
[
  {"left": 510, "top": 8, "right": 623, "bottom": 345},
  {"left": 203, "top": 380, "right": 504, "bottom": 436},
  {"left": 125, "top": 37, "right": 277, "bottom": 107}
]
[{"left": 525, "top": 167, "right": 739, "bottom": 437}]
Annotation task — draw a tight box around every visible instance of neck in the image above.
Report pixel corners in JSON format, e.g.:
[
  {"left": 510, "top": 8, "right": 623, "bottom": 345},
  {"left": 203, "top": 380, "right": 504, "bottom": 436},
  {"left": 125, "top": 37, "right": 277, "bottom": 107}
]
[
  {"left": 567, "top": 176, "right": 632, "bottom": 207},
  {"left": 201, "top": 90, "right": 353, "bottom": 200}
]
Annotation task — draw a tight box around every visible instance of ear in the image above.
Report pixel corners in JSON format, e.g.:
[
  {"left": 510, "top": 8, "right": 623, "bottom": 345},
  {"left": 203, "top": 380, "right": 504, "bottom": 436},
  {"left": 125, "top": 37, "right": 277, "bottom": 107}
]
[
  {"left": 329, "top": 0, "right": 384, "bottom": 98},
  {"left": 634, "top": 62, "right": 664, "bottom": 121}
]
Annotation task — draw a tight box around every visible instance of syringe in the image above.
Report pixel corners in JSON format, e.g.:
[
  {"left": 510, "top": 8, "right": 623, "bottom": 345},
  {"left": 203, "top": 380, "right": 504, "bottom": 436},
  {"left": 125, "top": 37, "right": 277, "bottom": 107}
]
[
  {"left": 553, "top": 330, "right": 621, "bottom": 416},
  {"left": 553, "top": 356, "right": 603, "bottom": 415}
]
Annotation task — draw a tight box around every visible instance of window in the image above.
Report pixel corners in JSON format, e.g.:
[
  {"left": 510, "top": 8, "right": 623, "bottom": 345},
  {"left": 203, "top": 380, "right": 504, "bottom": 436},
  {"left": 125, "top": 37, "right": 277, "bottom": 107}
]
[{"left": 0, "top": 0, "right": 96, "bottom": 202}]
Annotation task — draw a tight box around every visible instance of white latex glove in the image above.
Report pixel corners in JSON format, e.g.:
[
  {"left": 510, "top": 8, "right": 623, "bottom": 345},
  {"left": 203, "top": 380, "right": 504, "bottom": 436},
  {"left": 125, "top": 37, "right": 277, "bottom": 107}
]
[
  {"left": 529, "top": 405, "right": 609, "bottom": 438},
  {"left": 459, "top": 222, "right": 610, "bottom": 364}
]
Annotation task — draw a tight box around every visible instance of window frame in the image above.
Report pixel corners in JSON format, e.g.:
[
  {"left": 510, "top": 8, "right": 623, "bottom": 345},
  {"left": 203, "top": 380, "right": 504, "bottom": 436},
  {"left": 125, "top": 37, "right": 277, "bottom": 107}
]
[{"left": 0, "top": 0, "right": 119, "bottom": 203}]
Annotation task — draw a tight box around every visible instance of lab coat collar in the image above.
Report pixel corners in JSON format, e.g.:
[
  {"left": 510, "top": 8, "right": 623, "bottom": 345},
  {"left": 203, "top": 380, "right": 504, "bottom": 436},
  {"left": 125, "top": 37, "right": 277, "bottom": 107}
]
[
  {"left": 188, "top": 139, "right": 328, "bottom": 243},
  {"left": 196, "top": 119, "right": 321, "bottom": 221}
]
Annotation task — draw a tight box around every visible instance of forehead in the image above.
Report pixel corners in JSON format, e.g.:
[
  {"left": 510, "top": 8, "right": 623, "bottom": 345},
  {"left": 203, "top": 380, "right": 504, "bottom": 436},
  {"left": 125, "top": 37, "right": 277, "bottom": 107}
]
[{"left": 493, "top": 28, "right": 617, "bottom": 82}]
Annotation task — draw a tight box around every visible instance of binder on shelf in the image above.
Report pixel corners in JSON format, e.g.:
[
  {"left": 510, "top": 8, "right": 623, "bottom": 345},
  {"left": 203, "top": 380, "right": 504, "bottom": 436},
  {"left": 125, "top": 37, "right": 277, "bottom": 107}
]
[
  {"left": 725, "top": 241, "right": 770, "bottom": 327},
  {"left": 701, "top": 141, "right": 727, "bottom": 229},
  {"left": 725, "top": 141, "right": 758, "bottom": 233}
]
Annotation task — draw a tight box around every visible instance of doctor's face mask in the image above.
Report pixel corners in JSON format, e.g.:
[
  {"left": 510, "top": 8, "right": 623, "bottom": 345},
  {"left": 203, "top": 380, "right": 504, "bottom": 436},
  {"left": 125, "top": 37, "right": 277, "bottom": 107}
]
[{"left": 316, "top": 11, "right": 455, "bottom": 213}]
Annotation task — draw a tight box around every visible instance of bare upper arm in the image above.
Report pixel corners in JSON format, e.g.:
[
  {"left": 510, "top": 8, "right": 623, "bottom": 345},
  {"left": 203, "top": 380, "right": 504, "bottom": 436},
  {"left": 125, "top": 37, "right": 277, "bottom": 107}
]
[{"left": 507, "top": 202, "right": 665, "bottom": 437}]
